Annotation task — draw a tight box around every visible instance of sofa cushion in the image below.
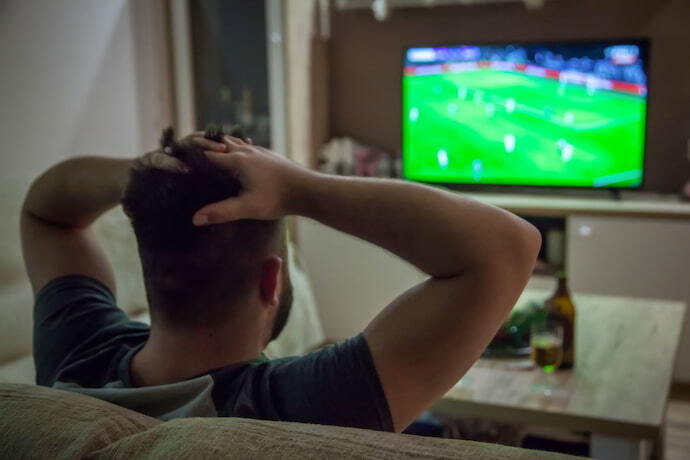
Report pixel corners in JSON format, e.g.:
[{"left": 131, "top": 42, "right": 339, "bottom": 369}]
[
  {"left": 0, "top": 282, "right": 34, "bottom": 364},
  {"left": 0, "top": 383, "right": 160, "bottom": 459},
  {"left": 0, "top": 354, "right": 35, "bottom": 385},
  {"left": 91, "top": 417, "right": 577, "bottom": 460}
]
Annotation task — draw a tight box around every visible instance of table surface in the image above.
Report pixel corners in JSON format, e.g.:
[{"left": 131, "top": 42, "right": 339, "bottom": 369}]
[{"left": 434, "top": 289, "right": 687, "bottom": 439}]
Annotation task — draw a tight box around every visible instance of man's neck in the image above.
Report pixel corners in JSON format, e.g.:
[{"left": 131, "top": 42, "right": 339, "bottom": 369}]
[{"left": 131, "top": 314, "right": 267, "bottom": 387}]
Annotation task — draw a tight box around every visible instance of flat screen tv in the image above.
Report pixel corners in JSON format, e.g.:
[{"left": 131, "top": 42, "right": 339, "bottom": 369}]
[{"left": 402, "top": 39, "right": 649, "bottom": 188}]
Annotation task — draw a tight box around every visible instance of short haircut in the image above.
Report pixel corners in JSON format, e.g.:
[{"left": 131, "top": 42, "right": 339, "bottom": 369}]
[{"left": 122, "top": 127, "right": 292, "bottom": 339}]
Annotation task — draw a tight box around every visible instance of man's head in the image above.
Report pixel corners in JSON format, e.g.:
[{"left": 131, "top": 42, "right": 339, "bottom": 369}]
[{"left": 122, "top": 127, "right": 292, "bottom": 343}]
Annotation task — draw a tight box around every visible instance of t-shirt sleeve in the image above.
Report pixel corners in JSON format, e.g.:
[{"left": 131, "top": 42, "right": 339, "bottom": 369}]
[
  {"left": 33, "top": 275, "right": 130, "bottom": 386},
  {"left": 258, "top": 333, "right": 394, "bottom": 432}
]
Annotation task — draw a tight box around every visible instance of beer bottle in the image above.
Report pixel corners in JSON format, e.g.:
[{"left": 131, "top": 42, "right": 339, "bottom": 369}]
[{"left": 545, "top": 271, "right": 576, "bottom": 369}]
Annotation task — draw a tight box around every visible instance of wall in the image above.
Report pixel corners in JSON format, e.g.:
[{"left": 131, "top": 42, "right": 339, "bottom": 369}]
[
  {"left": 327, "top": 0, "right": 690, "bottom": 193},
  {"left": 0, "top": 0, "right": 173, "bottom": 181},
  {"left": 297, "top": 218, "right": 425, "bottom": 340},
  {"left": 0, "top": 0, "right": 173, "bottom": 294}
]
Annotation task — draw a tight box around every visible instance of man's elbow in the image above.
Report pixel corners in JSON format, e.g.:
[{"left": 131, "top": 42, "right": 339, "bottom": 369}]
[{"left": 506, "top": 218, "right": 541, "bottom": 279}]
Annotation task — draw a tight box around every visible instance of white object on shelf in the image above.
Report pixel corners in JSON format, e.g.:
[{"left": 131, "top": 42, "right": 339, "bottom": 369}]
[{"left": 372, "top": 0, "right": 391, "bottom": 20}]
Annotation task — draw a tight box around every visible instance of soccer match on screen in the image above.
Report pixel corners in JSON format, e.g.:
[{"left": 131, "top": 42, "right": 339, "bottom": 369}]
[{"left": 402, "top": 41, "right": 648, "bottom": 188}]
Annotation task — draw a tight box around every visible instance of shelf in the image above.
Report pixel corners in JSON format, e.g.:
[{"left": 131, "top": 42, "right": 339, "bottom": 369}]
[{"left": 462, "top": 192, "right": 690, "bottom": 219}]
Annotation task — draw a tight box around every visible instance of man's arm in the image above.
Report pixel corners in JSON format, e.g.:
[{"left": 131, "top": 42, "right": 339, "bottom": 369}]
[
  {"left": 193, "top": 139, "right": 541, "bottom": 432},
  {"left": 21, "top": 134, "right": 227, "bottom": 295},
  {"left": 21, "top": 157, "right": 133, "bottom": 294},
  {"left": 301, "top": 177, "right": 540, "bottom": 431}
]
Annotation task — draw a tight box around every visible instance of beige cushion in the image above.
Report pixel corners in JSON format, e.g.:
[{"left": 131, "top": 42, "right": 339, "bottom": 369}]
[
  {"left": 94, "top": 207, "right": 149, "bottom": 318},
  {"left": 0, "top": 176, "right": 34, "bottom": 364},
  {"left": 93, "top": 417, "right": 575, "bottom": 460},
  {"left": 0, "top": 383, "right": 160, "bottom": 459},
  {"left": 1, "top": 383, "right": 579, "bottom": 460},
  {"left": 0, "top": 282, "right": 34, "bottom": 364},
  {"left": 0, "top": 354, "right": 35, "bottom": 385}
]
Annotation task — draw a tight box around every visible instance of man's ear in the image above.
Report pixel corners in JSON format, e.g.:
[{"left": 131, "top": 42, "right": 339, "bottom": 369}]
[{"left": 259, "top": 256, "right": 283, "bottom": 307}]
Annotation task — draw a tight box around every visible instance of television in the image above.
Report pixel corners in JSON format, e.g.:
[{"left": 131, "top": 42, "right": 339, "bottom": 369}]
[{"left": 402, "top": 39, "right": 649, "bottom": 189}]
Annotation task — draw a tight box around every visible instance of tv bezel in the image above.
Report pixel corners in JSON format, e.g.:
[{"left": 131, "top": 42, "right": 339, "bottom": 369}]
[{"left": 400, "top": 37, "right": 651, "bottom": 192}]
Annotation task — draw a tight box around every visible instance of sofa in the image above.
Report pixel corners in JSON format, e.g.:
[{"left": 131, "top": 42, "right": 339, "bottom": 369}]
[{"left": 0, "top": 383, "right": 581, "bottom": 459}]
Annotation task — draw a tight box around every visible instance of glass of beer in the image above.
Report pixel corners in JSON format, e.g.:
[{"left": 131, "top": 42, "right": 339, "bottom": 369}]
[{"left": 530, "top": 319, "right": 564, "bottom": 396}]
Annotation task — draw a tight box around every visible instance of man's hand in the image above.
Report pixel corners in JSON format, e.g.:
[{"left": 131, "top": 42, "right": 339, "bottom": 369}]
[{"left": 192, "top": 137, "right": 314, "bottom": 226}]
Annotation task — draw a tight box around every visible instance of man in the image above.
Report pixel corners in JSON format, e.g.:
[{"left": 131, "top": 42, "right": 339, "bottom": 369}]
[{"left": 22, "top": 128, "right": 540, "bottom": 432}]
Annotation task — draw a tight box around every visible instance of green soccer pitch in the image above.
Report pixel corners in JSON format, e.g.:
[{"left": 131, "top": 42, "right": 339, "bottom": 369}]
[{"left": 402, "top": 69, "right": 646, "bottom": 188}]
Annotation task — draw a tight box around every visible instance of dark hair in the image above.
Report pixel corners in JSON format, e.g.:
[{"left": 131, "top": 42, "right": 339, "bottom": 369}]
[{"left": 122, "top": 127, "right": 292, "bottom": 339}]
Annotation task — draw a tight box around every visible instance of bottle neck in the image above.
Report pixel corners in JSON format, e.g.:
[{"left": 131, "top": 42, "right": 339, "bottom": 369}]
[{"left": 554, "top": 273, "right": 570, "bottom": 297}]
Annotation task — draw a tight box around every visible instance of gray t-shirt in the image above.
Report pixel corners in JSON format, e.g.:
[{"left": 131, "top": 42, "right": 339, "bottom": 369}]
[{"left": 33, "top": 275, "right": 393, "bottom": 431}]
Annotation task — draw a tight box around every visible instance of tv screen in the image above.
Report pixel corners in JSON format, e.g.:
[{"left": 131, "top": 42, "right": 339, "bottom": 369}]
[{"left": 402, "top": 40, "right": 649, "bottom": 188}]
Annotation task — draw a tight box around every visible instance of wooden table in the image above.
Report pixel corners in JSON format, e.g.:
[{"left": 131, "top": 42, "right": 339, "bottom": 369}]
[{"left": 433, "top": 290, "right": 686, "bottom": 460}]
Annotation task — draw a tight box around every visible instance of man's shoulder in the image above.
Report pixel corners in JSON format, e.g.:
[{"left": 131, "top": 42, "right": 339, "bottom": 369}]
[
  {"left": 210, "top": 334, "right": 371, "bottom": 387},
  {"left": 34, "top": 274, "right": 151, "bottom": 387},
  {"left": 208, "top": 334, "right": 393, "bottom": 431},
  {"left": 51, "top": 327, "right": 149, "bottom": 388}
]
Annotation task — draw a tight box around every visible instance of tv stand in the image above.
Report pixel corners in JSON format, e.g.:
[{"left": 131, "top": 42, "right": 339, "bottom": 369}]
[
  {"left": 609, "top": 189, "right": 622, "bottom": 201},
  {"left": 460, "top": 191, "right": 690, "bottom": 219}
]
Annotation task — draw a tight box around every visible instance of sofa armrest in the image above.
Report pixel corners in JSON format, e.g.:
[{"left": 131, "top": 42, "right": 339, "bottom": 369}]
[{"left": 0, "top": 383, "right": 160, "bottom": 459}]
